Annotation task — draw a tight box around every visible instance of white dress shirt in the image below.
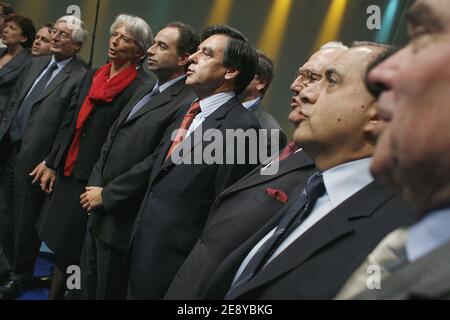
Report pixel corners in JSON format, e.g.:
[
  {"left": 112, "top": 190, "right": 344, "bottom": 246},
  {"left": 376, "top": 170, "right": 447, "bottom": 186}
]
[
  {"left": 241, "top": 97, "right": 261, "bottom": 111},
  {"left": 233, "top": 157, "right": 374, "bottom": 285},
  {"left": 185, "top": 91, "right": 235, "bottom": 137},
  {"left": 406, "top": 208, "right": 450, "bottom": 262}
]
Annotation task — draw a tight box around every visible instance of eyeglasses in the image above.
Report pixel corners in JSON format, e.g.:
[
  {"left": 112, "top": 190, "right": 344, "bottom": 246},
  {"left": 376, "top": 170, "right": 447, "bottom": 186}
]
[
  {"left": 50, "top": 29, "right": 71, "bottom": 41},
  {"left": 295, "top": 69, "right": 323, "bottom": 86}
]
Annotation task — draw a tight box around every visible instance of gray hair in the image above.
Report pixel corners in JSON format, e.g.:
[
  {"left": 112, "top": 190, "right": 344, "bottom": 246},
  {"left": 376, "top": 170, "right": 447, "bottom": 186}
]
[
  {"left": 110, "top": 14, "right": 153, "bottom": 54},
  {"left": 55, "top": 15, "right": 88, "bottom": 45},
  {"left": 320, "top": 41, "right": 348, "bottom": 51}
]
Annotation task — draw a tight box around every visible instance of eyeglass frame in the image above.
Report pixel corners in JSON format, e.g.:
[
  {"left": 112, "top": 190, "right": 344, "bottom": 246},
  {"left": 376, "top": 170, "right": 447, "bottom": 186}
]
[{"left": 295, "top": 69, "right": 323, "bottom": 86}]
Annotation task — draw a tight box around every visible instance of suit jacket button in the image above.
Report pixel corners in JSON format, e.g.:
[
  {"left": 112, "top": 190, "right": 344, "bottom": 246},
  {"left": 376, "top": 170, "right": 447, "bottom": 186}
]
[
  {"left": 149, "top": 192, "right": 154, "bottom": 199},
  {"left": 198, "top": 237, "right": 204, "bottom": 244}
]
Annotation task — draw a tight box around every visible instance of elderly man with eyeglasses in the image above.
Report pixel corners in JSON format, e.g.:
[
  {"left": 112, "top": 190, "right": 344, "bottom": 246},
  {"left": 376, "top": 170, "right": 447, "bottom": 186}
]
[
  {"left": 164, "top": 42, "right": 348, "bottom": 300},
  {"left": 0, "top": 15, "right": 87, "bottom": 300}
]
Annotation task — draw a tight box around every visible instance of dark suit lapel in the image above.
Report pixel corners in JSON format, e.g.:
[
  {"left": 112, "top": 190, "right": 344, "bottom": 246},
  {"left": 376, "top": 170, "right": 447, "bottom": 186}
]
[
  {"left": 227, "top": 151, "right": 314, "bottom": 195},
  {"left": 33, "top": 58, "right": 78, "bottom": 103},
  {"left": 147, "top": 104, "right": 190, "bottom": 182},
  {"left": 0, "top": 49, "right": 30, "bottom": 78},
  {"left": 124, "top": 77, "right": 187, "bottom": 124},
  {"left": 16, "top": 56, "right": 51, "bottom": 103},
  {"left": 115, "top": 80, "right": 156, "bottom": 126},
  {"left": 209, "top": 151, "right": 314, "bottom": 215},
  {"left": 233, "top": 181, "right": 398, "bottom": 298}
]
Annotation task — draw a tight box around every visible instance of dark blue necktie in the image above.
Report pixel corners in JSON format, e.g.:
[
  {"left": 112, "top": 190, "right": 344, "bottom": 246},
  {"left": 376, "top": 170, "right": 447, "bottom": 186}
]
[
  {"left": 9, "top": 62, "right": 58, "bottom": 143},
  {"left": 225, "top": 172, "right": 325, "bottom": 300}
]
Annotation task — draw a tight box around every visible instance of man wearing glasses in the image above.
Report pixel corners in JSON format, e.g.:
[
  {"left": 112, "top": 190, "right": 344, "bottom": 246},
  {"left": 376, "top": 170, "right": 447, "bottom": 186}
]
[
  {"left": 0, "top": 16, "right": 87, "bottom": 299},
  {"left": 165, "top": 42, "right": 347, "bottom": 300},
  {"left": 197, "top": 42, "right": 413, "bottom": 300}
]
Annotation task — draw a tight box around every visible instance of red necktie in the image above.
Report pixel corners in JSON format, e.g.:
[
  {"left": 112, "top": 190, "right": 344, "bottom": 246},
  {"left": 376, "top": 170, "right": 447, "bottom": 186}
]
[
  {"left": 278, "top": 141, "right": 299, "bottom": 161},
  {"left": 166, "top": 101, "right": 202, "bottom": 160}
]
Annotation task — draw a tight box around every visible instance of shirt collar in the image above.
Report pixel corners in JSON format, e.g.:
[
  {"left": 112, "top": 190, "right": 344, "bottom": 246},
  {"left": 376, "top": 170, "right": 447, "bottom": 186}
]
[
  {"left": 242, "top": 97, "right": 261, "bottom": 110},
  {"left": 50, "top": 55, "right": 72, "bottom": 70},
  {"left": 322, "top": 157, "right": 374, "bottom": 208},
  {"left": 197, "top": 91, "right": 235, "bottom": 118},
  {"left": 406, "top": 208, "right": 450, "bottom": 262},
  {"left": 158, "top": 74, "right": 186, "bottom": 93}
]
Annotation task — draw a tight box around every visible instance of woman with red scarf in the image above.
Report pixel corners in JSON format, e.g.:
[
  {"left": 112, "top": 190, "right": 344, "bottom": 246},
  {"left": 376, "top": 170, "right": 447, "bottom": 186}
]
[{"left": 34, "top": 14, "right": 154, "bottom": 299}]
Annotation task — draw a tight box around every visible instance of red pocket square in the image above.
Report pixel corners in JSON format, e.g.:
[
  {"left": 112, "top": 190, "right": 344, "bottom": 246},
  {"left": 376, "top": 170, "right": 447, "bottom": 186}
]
[{"left": 264, "top": 188, "right": 288, "bottom": 204}]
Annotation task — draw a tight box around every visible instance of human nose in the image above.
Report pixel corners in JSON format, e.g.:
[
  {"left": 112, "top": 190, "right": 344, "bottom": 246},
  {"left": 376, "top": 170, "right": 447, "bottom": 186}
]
[
  {"left": 368, "top": 48, "right": 405, "bottom": 97},
  {"left": 188, "top": 50, "right": 200, "bottom": 64}
]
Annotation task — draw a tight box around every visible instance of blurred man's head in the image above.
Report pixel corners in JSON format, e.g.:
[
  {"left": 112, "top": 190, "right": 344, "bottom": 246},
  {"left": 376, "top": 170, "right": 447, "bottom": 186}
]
[
  {"left": 31, "top": 23, "right": 53, "bottom": 56},
  {"left": 293, "top": 43, "right": 390, "bottom": 171},
  {"left": 368, "top": 0, "right": 450, "bottom": 214},
  {"left": 186, "top": 24, "right": 258, "bottom": 99},
  {"left": 239, "top": 50, "right": 274, "bottom": 103},
  {"left": 0, "top": 2, "right": 14, "bottom": 37},
  {"left": 147, "top": 21, "right": 199, "bottom": 84},
  {"left": 50, "top": 15, "right": 87, "bottom": 61},
  {"left": 361, "top": 47, "right": 398, "bottom": 187}
]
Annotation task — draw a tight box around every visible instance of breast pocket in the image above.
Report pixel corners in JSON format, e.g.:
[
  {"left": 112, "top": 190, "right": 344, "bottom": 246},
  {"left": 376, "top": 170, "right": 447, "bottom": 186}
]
[{"left": 251, "top": 188, "right": 287, "bottom": 211}]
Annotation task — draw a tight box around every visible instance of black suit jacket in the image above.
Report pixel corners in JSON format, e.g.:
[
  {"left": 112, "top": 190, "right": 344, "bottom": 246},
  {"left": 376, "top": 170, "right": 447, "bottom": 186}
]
[
  {"left": 165, "top": 150, "right": 316, "bottom": 299},
  {"left": 250, "top": 101, "right": 287, "bottom": 152},
  {"left": 202, "top": 181, "right": 414, "bottom": 300},
  {"left": 127, "top": 96, "right": 262, "bottom": 299},
  {"left": 0, "top": 49, "right": 31, "bottom": 117},
  {"left": 0, "top": 55, "right": 86, "bottom": 175},
  {"left": 87, "top": 77, "right": 196, "bottom": 251},
  {"left": 45, "top": 67, "right": 154, "bottom": 181}
]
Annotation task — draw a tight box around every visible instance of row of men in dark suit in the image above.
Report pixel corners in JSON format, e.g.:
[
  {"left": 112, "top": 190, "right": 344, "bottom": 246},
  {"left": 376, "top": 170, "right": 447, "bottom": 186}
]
[
  {"left": 1, "top": 0, "right": 448, "bottom": 300},
  {"left": 165, "top": 42, "right": 415, "bottom": 300},
  {"left": 0, "top": 12, "right": 288, "bottom": 300},
  {"left": 187, "top": 0, "right": 450, "bottom": 300}
]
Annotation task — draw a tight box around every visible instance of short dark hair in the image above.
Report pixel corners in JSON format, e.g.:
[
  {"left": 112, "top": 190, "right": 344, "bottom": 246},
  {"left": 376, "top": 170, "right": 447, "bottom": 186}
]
[
  {"left": 5, "top": 14, "right": 36, "bottom": 48},
  {"left": 201, "top": 24, "right": 258, "bottom": 95},
  {"left": 0, "top": 2, "right": 14, "bottom": 15},
  {"left": 255, "top": 50, "right": 274, "bottom": 96},
  {"left": 166, "top": 21, "right": 199, "bottom": 57},
  {"left": 42, "top": 22, "right": 54, "bottom": 30}
]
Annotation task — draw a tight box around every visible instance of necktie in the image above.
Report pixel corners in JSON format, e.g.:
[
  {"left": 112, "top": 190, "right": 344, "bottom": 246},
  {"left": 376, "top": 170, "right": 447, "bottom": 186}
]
[
  {"left": 9, "top": 62, "right": 58, "bottom": 143},
  {"left": 126, "top": 84, "right": 160, "bottom": 121},
  {"left": 165, "top": 101, "right": 201, "bottom": 160},
  {"left": 335, "top": 227, "right": 409, "bottom": 300},
  {"left": 225, "top": 172, "right": 326, "bottom": 300},
  {"left": 278, "top": 141, "right": 299, "bottom": 161}
]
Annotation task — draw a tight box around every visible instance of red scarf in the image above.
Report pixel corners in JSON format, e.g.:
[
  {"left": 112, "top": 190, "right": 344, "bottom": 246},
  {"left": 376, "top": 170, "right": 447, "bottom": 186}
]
[{"left": 64, "top": 63, "right": 138, "bottom": 177}]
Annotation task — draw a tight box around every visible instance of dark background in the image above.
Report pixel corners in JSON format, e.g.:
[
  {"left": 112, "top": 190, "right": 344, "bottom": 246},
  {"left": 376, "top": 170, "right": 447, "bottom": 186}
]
[{"left": 6, "top": 0, "right": 414, "bottom": 137}]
